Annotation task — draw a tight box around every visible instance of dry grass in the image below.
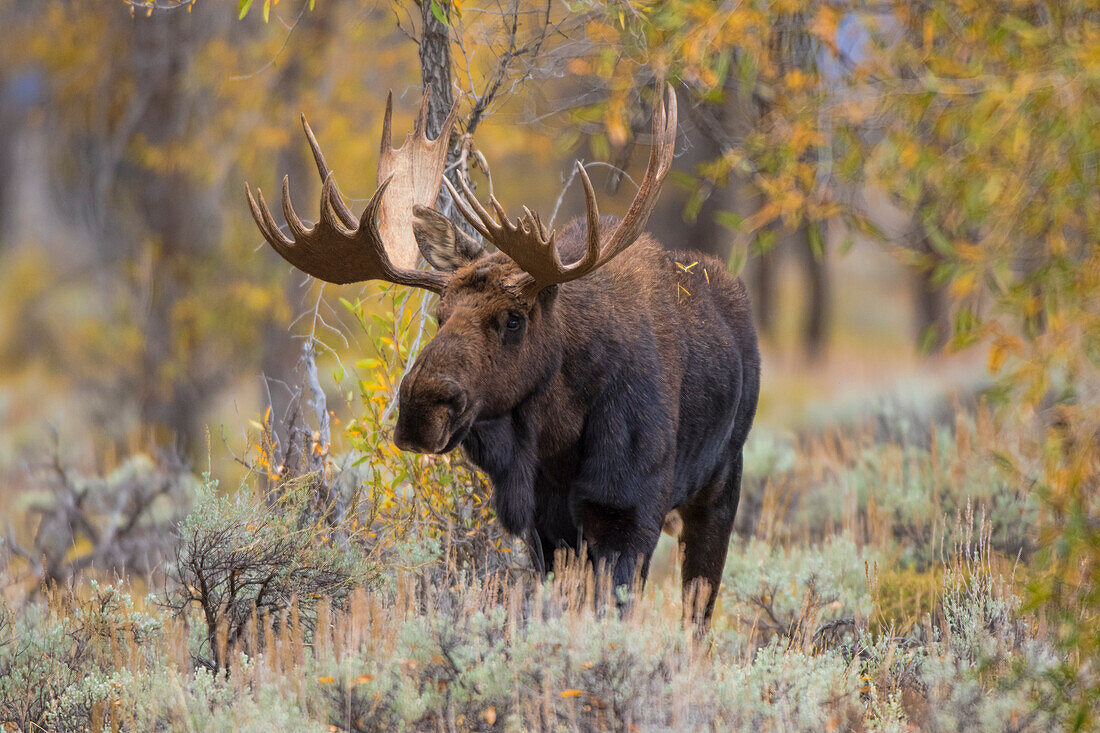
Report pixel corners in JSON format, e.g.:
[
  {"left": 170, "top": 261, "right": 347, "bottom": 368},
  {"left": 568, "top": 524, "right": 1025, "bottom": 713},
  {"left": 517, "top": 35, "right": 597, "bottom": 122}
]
[{"left": 0, "top": 401, "right": 1062, "bottom": 732}]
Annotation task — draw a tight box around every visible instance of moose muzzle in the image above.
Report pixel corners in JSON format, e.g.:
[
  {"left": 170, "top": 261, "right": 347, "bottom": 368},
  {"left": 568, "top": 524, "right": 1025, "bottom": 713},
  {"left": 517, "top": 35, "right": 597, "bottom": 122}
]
[{"left": 393, "top": 363, "right": 473, "bottom": 454}]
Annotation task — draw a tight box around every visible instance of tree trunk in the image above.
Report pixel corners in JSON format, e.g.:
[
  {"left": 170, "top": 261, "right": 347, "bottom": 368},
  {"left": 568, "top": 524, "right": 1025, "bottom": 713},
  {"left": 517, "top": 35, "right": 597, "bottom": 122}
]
[
  {"left": 417, "top": 0, "right": 475, "bottom": 239},
  {"left": 126, "top": 8, "right": 220, "bottom": 452},
  {"left": 910, "top": 214, "right": 950, "bottom": 353},
  {"left": 419, "top": 0, "right": 456, "bottom": 140},
  {"left": 750, "top": 246, "right": 779, "bottom": 340},
  {"left": 795, "top": 221, "right": 830, "bottom": 361},
  {"left": 260, "top": 6, "right": 335, "bottom": 448}
]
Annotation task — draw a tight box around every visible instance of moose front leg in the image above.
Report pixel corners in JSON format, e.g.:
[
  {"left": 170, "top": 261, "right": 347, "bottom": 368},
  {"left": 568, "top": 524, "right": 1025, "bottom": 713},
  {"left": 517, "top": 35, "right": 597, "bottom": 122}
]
[
  {"left": 574, "top": 497, "right": 664, "bottom": 591},
  {"left": 570, "top": 392, "right": 673, "bottom": 593}
]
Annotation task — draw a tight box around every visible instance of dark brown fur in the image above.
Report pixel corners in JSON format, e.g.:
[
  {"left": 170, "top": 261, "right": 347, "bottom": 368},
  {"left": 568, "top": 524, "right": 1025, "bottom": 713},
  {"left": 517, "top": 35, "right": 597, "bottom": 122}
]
[{"left": 396, "top": 216, "right": 760, "bottom": 623}]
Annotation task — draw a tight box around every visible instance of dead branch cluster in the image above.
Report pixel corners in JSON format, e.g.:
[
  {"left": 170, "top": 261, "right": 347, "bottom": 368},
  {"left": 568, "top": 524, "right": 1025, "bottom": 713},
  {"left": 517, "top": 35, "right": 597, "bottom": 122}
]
[{"left": 3, "top": 445, "right": 193, "bottom": 589}]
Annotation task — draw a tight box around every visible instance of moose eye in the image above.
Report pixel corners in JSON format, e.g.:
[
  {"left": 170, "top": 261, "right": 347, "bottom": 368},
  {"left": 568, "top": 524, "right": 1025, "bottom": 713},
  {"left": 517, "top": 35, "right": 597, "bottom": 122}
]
[{"left": 501, "top": 312, "right": 526, "bottom": 344}]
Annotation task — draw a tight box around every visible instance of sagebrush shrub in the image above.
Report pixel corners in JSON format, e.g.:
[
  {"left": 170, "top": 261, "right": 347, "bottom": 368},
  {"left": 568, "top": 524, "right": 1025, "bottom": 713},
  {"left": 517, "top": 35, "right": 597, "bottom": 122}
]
[{"left": 165, "top": 474, "right": 373, "bottom": 671}]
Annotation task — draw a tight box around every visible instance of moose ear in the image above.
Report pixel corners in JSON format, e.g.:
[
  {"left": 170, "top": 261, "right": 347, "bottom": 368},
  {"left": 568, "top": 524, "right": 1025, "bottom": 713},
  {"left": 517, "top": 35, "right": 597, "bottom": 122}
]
[{"left": 412, "top": 205, "right": 484, "bottom": 272}]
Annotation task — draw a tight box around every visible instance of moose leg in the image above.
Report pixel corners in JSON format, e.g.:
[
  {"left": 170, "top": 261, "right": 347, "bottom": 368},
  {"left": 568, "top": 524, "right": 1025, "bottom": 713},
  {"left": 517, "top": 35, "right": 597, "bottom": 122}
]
[
  {"left": 578, "top": 502, "right": 664, "bottom": 592},
  {"left": 570, "top": 383, "right": 672, "bottom": 598},
  {"left": 571, "top": 452, "right": 670, "bottom": 594},
  {"left": 679, "top": 454, "right": 743, "bottom": 627}
]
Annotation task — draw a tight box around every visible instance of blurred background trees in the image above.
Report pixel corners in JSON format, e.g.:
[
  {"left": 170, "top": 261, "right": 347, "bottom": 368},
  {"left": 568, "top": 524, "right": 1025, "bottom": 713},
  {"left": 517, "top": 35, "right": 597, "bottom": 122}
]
[{"left": 0, "top": 0, "right": 991, "bottom": 462}]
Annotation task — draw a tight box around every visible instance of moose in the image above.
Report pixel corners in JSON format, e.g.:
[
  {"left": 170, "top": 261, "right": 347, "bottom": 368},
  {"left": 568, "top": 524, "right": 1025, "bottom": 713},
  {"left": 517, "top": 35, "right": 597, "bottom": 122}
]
[{"left": 246, "top": 84, "right": 759, "bottom": 624}]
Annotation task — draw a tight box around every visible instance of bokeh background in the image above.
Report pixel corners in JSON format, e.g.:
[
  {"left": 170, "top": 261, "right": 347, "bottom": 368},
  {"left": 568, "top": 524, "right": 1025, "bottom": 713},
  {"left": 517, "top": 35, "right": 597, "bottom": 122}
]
[{"left": 0, "top": 0, "right": 987, "bottom": 478}]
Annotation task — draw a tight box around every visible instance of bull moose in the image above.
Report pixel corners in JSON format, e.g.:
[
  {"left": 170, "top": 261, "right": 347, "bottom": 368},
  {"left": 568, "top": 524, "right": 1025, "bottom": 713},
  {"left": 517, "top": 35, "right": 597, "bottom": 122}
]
[{"left": 245, "top": 84, "right": 759, "bottom": 624}]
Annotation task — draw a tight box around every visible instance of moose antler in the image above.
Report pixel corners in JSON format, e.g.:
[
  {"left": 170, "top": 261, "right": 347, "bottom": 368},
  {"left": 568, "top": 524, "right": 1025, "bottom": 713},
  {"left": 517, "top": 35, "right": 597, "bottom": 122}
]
[
  {"left": 378, "top": 91, "right": 460, "bottom": 270},
  {"left": 245, "top": 89, "right": 458, "bottom": 290},
  {"left": 444, "top": 82, "right": 677, "bottom": 294}
]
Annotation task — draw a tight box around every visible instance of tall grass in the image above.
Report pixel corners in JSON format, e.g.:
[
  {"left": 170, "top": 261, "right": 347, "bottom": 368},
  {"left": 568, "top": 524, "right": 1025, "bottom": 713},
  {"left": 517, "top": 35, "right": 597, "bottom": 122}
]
[{"left": 0, "top": 403, "right": 1069, "bottom": 731}]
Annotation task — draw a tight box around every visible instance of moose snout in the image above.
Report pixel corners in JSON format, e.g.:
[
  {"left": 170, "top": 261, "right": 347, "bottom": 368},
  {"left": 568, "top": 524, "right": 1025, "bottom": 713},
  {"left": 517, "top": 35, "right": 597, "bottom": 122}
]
[
  {"left": 392, "top": 421, "right": 433, "bottom": 454},
  {"left": 393, "top": 380, "right": 471, "bottom": 454}
]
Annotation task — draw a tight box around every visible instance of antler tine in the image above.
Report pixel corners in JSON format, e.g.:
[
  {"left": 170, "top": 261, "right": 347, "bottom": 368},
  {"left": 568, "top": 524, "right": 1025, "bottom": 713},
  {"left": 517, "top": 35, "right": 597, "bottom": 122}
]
[
  {"left": 414, "top": 85, "right": 431, "bottom": 136},
  {"left": 245, "top": 183, "right": 293, "bottom": 250},
  {"left": 319, "top": 175, "right": 355, "bottom": 235},
  {"left": 439, "top": 99, "right": 460, "bottom": 149},
  {"left": 593, "top": 81, "right": 677, "bottom": 268},
  {"left": 302, "top": 114, "right": 357, "bottom": 228},
  {"left": 447, "top": 173, "right": 501, "bottom": 239},
  {"left": 358, "top": 175, "right": 389, "bottom": 231},
  {"left": 522, "top": 207, "right": 550, "bottom": 241},
  {"left": 380, "top": 92, "right": 393, "bottom": 156},
  {"left": 520, "top": 206, "right": 552, "bottom": 243},
  {"left": 356, "top": 176, "right": 395, "bottom": 274},
  {"left": 488, "top": 196, "right": 516, "bottom": 234},
  {"left": 442, "top": 177, "right": 492, "bottom": 240},
  {"left": 570, "top": 161, "right": 603, "bottom": 275},
  {"left": 281, "top": 175, "right": 314, "bottom": 241}
]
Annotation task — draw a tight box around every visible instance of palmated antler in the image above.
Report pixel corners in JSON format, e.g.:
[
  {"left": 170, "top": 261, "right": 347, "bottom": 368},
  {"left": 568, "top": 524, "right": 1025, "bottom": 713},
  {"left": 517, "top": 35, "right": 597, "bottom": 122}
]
[
  {"left": 444, "top": 82, "right": 677, "bottom": 294},
  {"left": 378, "top": 91, "right": 460, "bottom": 270},
  {"left": 245, "top": 89, "right": 458, "bottom": 291}
]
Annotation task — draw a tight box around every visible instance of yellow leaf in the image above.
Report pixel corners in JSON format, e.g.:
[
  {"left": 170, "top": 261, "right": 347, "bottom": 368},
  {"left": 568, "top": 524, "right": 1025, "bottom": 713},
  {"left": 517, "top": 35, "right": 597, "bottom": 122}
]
[
  {"left": 784, "top": 69, "right": 808, "bottom": 91},
  {"left": 899, "top": 142, "right": 920, "bottom": 169},
  {"left": 353, "top": 674, "right": 373, "bottom": 685},
  {"left": 988, "top": 342, "right": 1008, "bottom": 373},
  {"left": 63, "top": 537, "right": 94, "bottom": 565},
  {"left": 949, "top": 271, "right": 977, "bottom": 299},
  {"left": 560, "top": 689, "right": 583, "bottom": 698},
  {"left": 811, "top": 6, "right": 838, "bottom": 41}
]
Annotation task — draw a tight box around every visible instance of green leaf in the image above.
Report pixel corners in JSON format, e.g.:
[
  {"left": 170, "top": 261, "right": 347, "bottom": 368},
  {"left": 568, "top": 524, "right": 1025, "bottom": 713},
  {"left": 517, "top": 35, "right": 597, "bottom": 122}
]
[
  {"left": 683, "top": 190, "right": 704, "bottom": 224},
  {"left": 920, "top": 214, "right": 953, "bottom": 257},
  {"left": 430, "top": 0, "right": 448, "bottom": 26},
  {"left": 590, "top": 133, "right": 610, "bottom": 162},
  {"left": 837, "top": 234, "right": 855, "bottom": 256},
  {"left": 752, "top": 228, "right": 777, "bottom": 255},
  {"left": 727, "top": 242, "right": 748, "bottom": 277},
  {"left": 714, "top": 210, "right": 744, "bottom": 232},
  {"left": 807, "top": 222, "right": 825, "bottom": 259},
  {"left": 237, "top": 0, "right": 253, "bottom": 19}
]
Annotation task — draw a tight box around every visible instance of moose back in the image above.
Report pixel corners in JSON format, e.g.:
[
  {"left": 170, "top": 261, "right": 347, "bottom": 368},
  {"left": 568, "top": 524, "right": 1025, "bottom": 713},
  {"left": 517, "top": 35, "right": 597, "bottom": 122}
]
[{"left": 246, "top": 85, "right": 759, "bottom": 624}]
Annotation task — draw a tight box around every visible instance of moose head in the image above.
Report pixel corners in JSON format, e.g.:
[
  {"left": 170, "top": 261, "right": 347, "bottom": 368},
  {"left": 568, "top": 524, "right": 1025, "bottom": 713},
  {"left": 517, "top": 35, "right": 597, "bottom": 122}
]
[{"left": 246, "top": 85, "right": 677, "bottom": 456}]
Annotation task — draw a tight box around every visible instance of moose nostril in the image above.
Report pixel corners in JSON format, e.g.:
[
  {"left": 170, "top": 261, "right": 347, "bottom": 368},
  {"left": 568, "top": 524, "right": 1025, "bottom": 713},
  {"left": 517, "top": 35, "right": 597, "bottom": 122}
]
[
  {"left": 436, "top": 381, "right": 467, "bottom": 414},
  {"left": 449, "top": 390, "right": 468, "bottom": 416}
]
